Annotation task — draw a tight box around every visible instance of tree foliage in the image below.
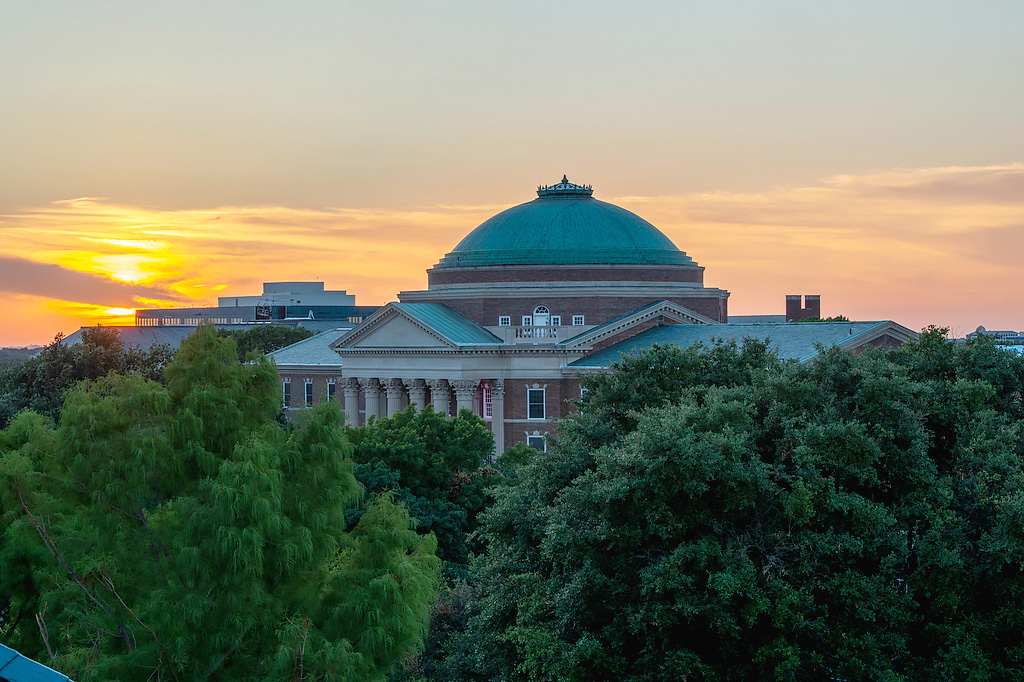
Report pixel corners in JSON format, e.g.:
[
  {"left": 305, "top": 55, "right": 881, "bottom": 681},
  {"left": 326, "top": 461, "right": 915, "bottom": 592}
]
[
  {"left": 345, "top": 406, "right": 499, "bottom": 572},
  {"left": 0, "top": 324, "right": 440, "bottom": 681},
  {"left": 0, "top": 327, "right": 174, "bottom": 428},
  {"left": 454, "top": 332, "right": 1024, "bottom": 681},
  {"left": 217, "top": 324, "right": 315, "bottom": 363}
]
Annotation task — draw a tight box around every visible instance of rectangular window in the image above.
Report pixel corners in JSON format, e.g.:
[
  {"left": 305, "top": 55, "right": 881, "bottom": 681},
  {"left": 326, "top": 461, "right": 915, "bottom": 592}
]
[
  {"left": 527, "top": 388, "right": 545, "bottom": 420},
  {"left": 572, "top": 315, "right": 585, "bottom": 326},
  {"left": 304, "top": 381, "right": 314, "bottom": 406},
  {"left": 282, "top": 381, "right": 291, "bottom": 407},
  {"left": 522, "top": 315, "right": 532, "bottom": 326},
  {"left": 498, "top": 315, "right": 511, "bottom": 326},
  {"left": 527, "top": 435, "right": 547, "bottom": 452},
  {"left": 483, "top": 384, "right": 493, "bottom": 419},
  {"left": 550, "top": 315, "right": 561, "bottom": 326},
  {"left": 327, "top": 381, "right": 336, "bottom": 401}
]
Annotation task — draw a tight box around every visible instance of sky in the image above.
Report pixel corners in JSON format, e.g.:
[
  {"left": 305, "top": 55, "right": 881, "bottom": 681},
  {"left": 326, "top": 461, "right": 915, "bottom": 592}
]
[{"left": 2, "top": 0, "right": 1022, "bottom": 346}]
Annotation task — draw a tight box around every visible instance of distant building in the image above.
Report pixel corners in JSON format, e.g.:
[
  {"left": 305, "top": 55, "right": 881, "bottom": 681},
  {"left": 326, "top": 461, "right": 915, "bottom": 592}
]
[
  {"left": 273, "top": 176, "right": 916, "bottom": 452},
  {"left": 966, "top": 326, "right": 1024, "bottom": 345},
  {"left": 135, "top": 281, "right": 378, "bottom": 327}
]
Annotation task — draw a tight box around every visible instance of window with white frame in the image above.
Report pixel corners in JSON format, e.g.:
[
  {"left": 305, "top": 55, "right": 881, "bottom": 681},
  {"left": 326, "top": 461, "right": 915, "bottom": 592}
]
[
  {"left": 282, "top": 380, "right": 291, "bottom": 407},
  {"left": 550, "top": 315, "right": 561, "bottom": 326},
  {"left": 304, "top": 381, "right": 314, "bottom": 406},
  {"left": 527, "top": 388, "right": 545, "bottom": 420},
  {"left": 498, "top": 315, "right": 511, "bottom": 326},
  {"left": 327, "top": 381, "right": 336, "bottom": 401},
  {"left": 522, "top": 315, "right": 533, "bottom": 326},
  {"left": 527, "top": 435, "right": 547, "bottom": 451},
  {"left": 482, "top": 383, "right": 492, "bottom": 419},
  {"left": 572, "top": 314, "right": 585, "bottom": 326},
  {"left": 532, "top": 305, "right": 550, "bottom": 326}
]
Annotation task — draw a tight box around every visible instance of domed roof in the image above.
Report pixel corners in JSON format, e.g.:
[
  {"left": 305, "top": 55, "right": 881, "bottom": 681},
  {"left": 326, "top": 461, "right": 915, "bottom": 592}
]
[{"left": 433, "top": 176, "right": 695, "bottom": 269}]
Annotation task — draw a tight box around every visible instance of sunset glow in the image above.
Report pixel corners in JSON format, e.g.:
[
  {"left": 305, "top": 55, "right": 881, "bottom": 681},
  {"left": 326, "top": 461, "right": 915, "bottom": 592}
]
[{"left": 1, "top": 2, "right": 1021, "bottom": 346}]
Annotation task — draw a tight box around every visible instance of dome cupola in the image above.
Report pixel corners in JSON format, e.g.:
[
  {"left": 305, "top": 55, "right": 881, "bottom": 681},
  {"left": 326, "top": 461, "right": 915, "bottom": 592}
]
[{"left": 433, "top": 176, "right": 694, "bottom": 269}]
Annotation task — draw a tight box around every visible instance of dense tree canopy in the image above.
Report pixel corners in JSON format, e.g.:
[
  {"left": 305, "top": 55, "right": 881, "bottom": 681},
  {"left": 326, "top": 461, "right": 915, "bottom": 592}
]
[
  {"left": 218, "top": 324, "right": 315, "bottom": 363},
  {"left": 454, "top": 332, "right": 1024, "bottom": 681},
  {"left": 345, "top": 407, "right": 500, "bottom": 572},
  {"left": 0, "top": 327, "right": 174, "bottom": 428},
  {"left": 0, "top": 325, "right": 440, "bottom": 681}
]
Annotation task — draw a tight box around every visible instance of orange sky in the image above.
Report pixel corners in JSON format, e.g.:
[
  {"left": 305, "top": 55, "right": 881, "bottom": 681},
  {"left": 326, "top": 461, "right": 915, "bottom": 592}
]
[
  {"left": 2, "top": 2, "right": 1022, "bottom": 346},
  {"left": 1, "top": 163, "right": 1021, "bottom": 346}
]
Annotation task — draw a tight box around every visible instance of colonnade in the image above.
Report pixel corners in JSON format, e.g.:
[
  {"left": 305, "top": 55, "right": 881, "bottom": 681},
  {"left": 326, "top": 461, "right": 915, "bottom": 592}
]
[{"left": 341, "top": 377, "right": 505, "bottom": 453}]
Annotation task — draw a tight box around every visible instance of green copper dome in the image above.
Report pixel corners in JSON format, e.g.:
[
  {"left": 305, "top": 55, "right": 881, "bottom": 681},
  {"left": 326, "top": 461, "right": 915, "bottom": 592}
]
[{"left": 434, "top": 176, "right": 695, "bottom": 269}]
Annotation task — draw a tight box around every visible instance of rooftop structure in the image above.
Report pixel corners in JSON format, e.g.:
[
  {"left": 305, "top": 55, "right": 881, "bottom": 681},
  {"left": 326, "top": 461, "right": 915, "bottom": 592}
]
[
  {"left": 273, "top": 175, "right": 916, "bottom": 453},
  {"left": 136, "top": 282, "right": 378, "bottom": 327}
]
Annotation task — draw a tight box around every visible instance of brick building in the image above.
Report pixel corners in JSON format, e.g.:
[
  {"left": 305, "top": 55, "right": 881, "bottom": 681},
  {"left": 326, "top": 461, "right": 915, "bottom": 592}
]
[{"left": 276, "top": 176, "right": 915, "bottom": 452}]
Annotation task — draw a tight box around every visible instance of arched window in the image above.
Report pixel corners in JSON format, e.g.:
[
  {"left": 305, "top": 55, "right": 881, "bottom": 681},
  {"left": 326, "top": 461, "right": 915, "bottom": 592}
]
[{"left": 533, "top": 305, "right": 550, "bottom": 327}]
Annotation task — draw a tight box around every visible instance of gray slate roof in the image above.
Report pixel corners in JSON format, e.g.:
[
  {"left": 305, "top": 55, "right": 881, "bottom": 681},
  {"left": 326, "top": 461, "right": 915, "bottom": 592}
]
[
  {"left": 392, "top": 303, "right": 503, "bottom": 345},
  {"left": 270, "top": 328, "right": 348, "bottom": 367},
  {"left": 571, "top": 321, "right": 897, "bottom": 367}
]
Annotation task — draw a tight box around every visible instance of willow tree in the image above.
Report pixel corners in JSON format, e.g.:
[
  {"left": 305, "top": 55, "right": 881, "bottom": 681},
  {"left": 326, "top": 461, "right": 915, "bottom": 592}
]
[{"left": 0, "top": 324, "right": 440, "bottom": 682}]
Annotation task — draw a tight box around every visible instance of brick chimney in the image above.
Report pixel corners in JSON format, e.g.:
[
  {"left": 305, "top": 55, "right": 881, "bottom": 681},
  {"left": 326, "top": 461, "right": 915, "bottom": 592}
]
[{"left": 786, "top": 295, "right": 821, "bottom": 322}]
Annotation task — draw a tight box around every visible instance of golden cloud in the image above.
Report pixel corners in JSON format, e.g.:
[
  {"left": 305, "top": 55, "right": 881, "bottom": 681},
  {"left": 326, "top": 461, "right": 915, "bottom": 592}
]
[{"left": 1, "top": 163, "right": 1021, "bottom": 345}]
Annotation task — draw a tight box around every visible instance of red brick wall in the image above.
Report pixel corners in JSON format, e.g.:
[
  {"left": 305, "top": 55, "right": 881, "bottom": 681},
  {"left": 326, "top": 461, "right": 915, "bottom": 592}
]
[
  {"left": 278, "top": 371, "right": 343, "bottom": 410},
  {"left": 428, "top": 264, "right": 705, "bottom": 286},
  {"left": 413, "top": 294, "right": 727, "bottom": 328},
  {"left": 501, "top": 377, "right": 582, "bottom": 450}
]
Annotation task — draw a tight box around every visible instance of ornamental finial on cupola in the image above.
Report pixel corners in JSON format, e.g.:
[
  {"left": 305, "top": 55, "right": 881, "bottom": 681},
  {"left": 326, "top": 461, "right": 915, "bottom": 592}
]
[{"left": 537, "top": 174, "right": 594, "bottom": 197}]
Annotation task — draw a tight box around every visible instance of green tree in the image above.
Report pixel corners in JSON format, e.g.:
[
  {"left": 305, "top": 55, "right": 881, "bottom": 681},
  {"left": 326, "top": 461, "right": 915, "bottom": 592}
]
[
  {"left": 345, "top": 406, "right": 499, "bottom": 571},
  {"left": 453, "top": 335, "right": 1024, "bottom": 681},
  {"left": 0, "top": 324, "right": 440, "bottom": 681},
  {"left": 218, "top": 324, "right": 315, "bottom": 362},
  {"left": 0, "top": 327, "right": 174, "bottom": 428}
]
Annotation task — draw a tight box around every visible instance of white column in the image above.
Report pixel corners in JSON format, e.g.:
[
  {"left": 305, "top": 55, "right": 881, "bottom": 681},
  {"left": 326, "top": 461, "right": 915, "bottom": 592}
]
[
  {"left": 428, "top": 379, "right": 451, "bottom": 418},
  {"left": 343, "top": 377, "right": 361, "bottom": 426},
  {"left": 491, "top": 379, "right": 505, "bottom": 457},
  {"left": 385, "top": 378, "right": 405, "bottom": 418},
  {"left": 406, "top": 378, "right": 428, "bottom": 411},
  {"left": 452, "top": 379, "right": 478, "bottom": 417},
  {"left": 360, "top": 378, "right": 381, "bottom": 422}
]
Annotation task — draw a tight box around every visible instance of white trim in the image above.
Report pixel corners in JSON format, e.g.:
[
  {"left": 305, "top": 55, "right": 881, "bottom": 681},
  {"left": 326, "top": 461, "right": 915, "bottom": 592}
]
[{"left": 527, "top": 387, "right": 545, "bottom": 420}]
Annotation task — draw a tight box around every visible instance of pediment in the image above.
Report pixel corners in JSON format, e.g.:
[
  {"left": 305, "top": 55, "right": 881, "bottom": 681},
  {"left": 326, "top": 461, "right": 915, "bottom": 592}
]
[
  {"left": 332, "top": 305, "right": 456, "bottom": 351},
  {"left": 561, "top": 300, "right": 715, "bottom": 351}
]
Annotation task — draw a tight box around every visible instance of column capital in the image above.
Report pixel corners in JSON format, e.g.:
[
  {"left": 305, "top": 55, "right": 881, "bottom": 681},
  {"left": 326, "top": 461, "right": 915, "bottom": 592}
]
[
  {"left": 404, "top": 378, "right": 427, "bottom": 390},
  {"left": 343, "top": 377, "right": 361, "bottom": 393},
  {"left": 427, "top": 378, "right": 450, "bottom": 392},
  {"left": 358, "top": 377, "right": 381, "bottom": 393},
  {"left": 384, "top": 377, "right": 405, "bottom": 394},
  {"left": 490, "top": 378, "right": 505, "bottom": 397},
  {"left": 451, "top": 379, "right": 479, "bottom": 399}
]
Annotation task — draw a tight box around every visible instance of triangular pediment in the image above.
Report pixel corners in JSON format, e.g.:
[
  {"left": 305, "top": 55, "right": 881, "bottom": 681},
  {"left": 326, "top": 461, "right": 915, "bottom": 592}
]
[
  {"left": 561, "top": 300, "right": 716, "bottom": 352},
  {"left": 332, "top": 304, "right": 457, "bottom": 351}
]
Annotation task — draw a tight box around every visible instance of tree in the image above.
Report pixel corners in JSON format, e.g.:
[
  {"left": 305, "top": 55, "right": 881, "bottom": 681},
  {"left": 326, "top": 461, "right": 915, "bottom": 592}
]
[
  {"left": 452, "top": 335, "right": 1024, "bottom": 681},
  {"left": 0, "top": 327, "right": 175, "bottom": 428},
  {"left": 217, "top": 324, "right": 315, "bottom": 362},
  {"left": 345, "top": 406, "right": 500, "bottom": 572},
  {"left": 342, "top": 406, "right": 501, "bottom": 682},
  {"left": 0, "top": 324, "right": 440, "bottom": 681}
]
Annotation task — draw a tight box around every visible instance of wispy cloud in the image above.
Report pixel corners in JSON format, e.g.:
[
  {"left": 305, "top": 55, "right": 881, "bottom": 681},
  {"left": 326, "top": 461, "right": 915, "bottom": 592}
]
[
  {"left": 1, "top": 164, "right": 1021, "bottom": 345},
  {"left": 612, "top": 163, "right": 1024, "bottom": 335}
]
